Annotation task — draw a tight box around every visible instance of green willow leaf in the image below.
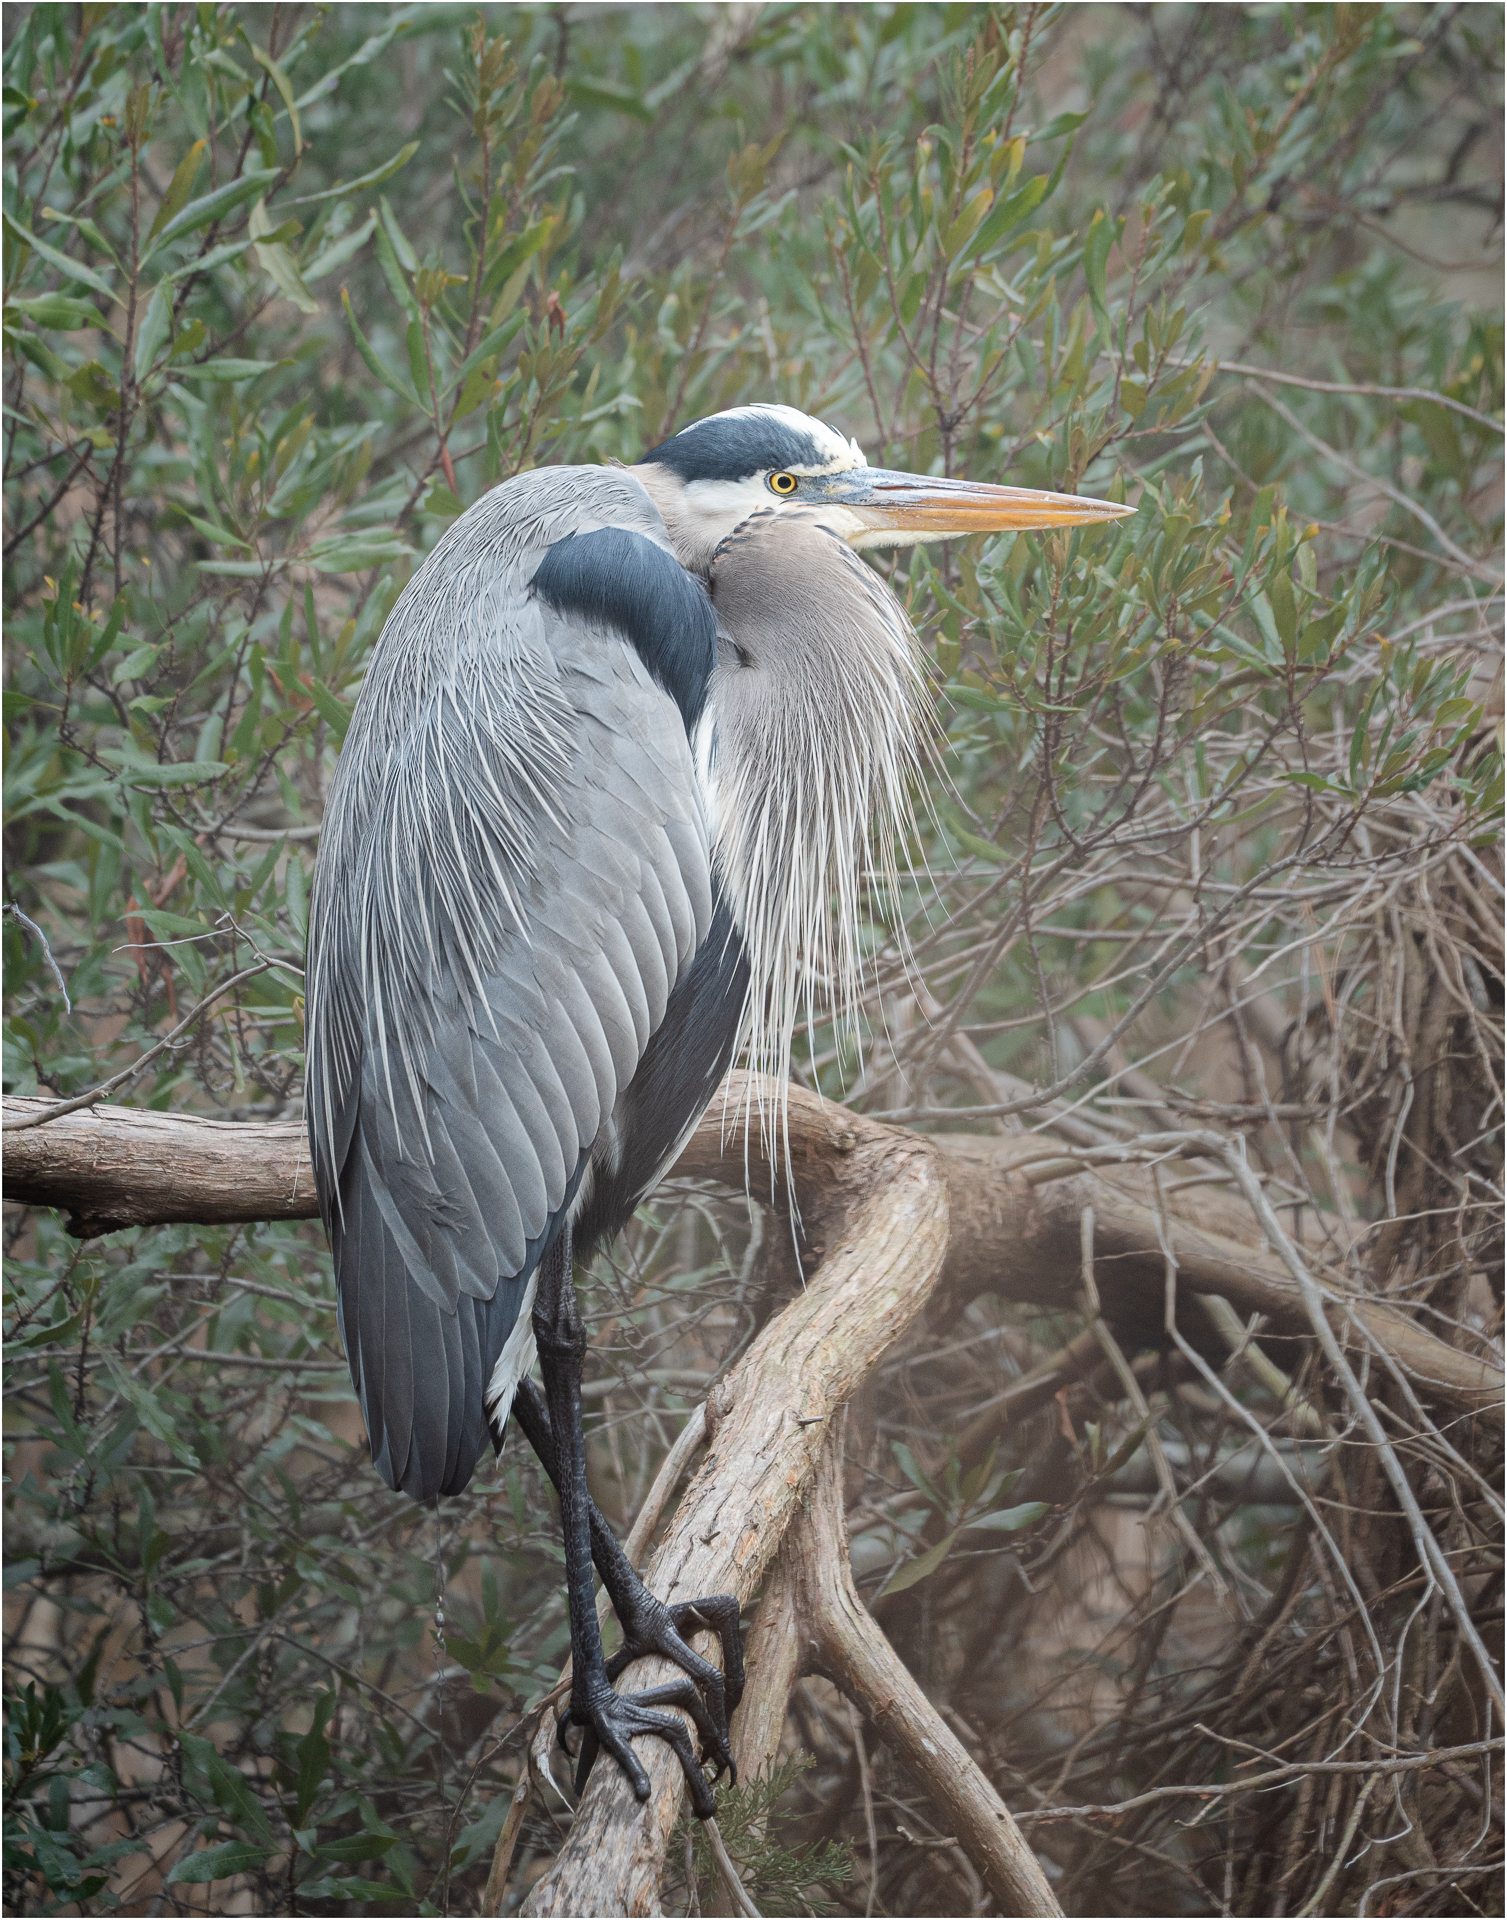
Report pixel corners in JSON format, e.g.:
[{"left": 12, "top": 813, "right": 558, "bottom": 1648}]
[
  {"left": 145, "top": 139, "right": 208, "bottom": 244},
  {"left": 101, "top": 1359, "right": 200, "bottom": 1468},
  {"left": 170, "top": 357, "right": 290, "bottom": 381},
  {"left": 3, "top": 214, "right": 114, "bottom": 295},
  {"left": 314, "top": 1833, "right": 398, "bottom": 1864},
  {"left": 566, "top": 78, "right": 653, "bottom": 123},
  {"left": 5, "top": 293, "right": 102, "bottom": 329},
  {"left": 302, "top": 213, "right": 376, "bottom": 283},
  {"left": 284, "top": 142, "right": 420, "bottom": 209},
  {"left": 142, "top": 167, "right": 281, "bottom": 261},
  {"left": 249, "top": 40, "right": 302, "bottom": 154},
  {"left": 249, "top": 199, "right": 319, "bottom": 314},
  {"left": 132, "top": 281, "right": 172, "bottom": 383},
  {"left": 307, "top": 678, "right": 354, "bottom": 740},
  {"left": 876, "top": 1529, "right": 959, "bottom": 1599},
  {"left": 340, "top": 286, "right": 421, "bottom": 407},
  {"left": 167, "top": 1842, "right": 270, "bottom": 1886},
  {"left": 964, "top": 1502, "right": 1049, "bottom": 1533}
]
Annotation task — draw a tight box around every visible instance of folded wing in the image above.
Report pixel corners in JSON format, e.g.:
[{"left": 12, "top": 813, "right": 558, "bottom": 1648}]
[{"left": 306, "top": 478, "right": 715, "bottom": 1499}]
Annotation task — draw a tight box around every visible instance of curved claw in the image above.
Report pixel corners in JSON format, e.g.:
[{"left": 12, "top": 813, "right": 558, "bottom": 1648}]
[
  {"left": 560, "top": 1678, "right": 717, "bottom": 1819},
  {"left": 629, "top": 1678, "right": 730, "bottom": 1783},
  {"left": 603, "top": 1631, "right": 728, "bottom": 1763},
  {"left": 560, "top": 1677, "right": 722, "bottom": 1776},
  {"left": 604, "top": 1590, "right": 746, "bottom": 1772}
]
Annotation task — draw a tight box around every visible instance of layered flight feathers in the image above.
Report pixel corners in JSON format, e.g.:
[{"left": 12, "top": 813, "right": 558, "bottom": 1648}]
[{"left": 306, "top": 469, "right": 715, "bottom": 1499}]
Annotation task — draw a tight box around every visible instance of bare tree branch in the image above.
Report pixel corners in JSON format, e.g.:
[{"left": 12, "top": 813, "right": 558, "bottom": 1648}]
[
  {"left": 4, "top": 1082, "right": 1499, "bottom": 1420},
  {"left": 777, "top": 1420, "right": 1063, "bottom": 1916},
  {"left": 517, "top": 1102, "right": 952, "bottom": 1913}
]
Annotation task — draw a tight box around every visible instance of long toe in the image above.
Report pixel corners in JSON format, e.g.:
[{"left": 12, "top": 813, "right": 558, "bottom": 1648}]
[
  {"left": 568, "top": 1683, "right": 718, "bottom": 1819},
  {"left": 605, "top": 1633, "right": 726, "bottom": 1737},
  {"left": 669, "top": 1594, "right": 746, "bottom": 1713},
  {"left": 628, "top": 1678, "right": 733, "bottom": 1783},
  {"left": 606, "top": 1589, "right": 745, "bottom": 1742}
]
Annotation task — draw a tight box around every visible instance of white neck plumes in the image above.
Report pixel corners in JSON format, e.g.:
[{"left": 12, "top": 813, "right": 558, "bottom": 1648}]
[{"left": 699, "top": 510, "right": 927, "bottom": 1151}]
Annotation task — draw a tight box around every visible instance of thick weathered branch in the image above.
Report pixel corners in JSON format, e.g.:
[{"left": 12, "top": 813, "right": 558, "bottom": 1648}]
[
  {"left": 521, "top": 1101, "right": 953, "bottom": 1914},
  {"left": 6, "top": 1084, "right": 1500, "bottom": 1914},
  {"left": 2, "top": 1097, "right": 316, "bottom": 1236},
  {"left": 6, "top": 1085, "right": 1497, "bottom": 1421}
]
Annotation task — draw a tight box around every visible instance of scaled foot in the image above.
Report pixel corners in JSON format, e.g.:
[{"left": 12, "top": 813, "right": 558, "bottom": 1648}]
[
  {"left": 604, "top": 1587, "right": 745, "bottom": 1781},
  {"left": 508, "top": 1379, "right": 745, "bottom": 1786},
  {"left": 560, "top": 1672, "right": 722, "bottom": 1818}
]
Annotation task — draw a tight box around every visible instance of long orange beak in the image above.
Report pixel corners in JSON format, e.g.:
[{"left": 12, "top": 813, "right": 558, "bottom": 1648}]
[{"left": 822, "top": 466, "right": 1134, "bottom": 547}]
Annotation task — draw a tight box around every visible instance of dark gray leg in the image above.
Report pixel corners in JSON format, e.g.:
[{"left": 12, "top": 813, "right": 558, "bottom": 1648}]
[
  {"left": 509, "top": 1375, "right": 743, "bottom": 1777},
  {"left": 528, "top": 1225, "right": 720, "bottom": 1816}
]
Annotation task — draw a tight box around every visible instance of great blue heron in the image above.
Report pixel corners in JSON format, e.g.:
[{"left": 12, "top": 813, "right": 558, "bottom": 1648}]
[{"left": 304, "top": 404, "right": 1131, "bottom": 1812}]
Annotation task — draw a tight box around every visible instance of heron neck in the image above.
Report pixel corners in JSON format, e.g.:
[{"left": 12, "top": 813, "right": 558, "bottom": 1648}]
[{"left": 626, "top": 462, "right": 721, "bottom": 576}]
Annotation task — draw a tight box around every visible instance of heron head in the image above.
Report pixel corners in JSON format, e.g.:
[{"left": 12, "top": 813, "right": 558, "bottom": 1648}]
[{"left": 631, "top": 403, "right": 1133, "bottom": 573}]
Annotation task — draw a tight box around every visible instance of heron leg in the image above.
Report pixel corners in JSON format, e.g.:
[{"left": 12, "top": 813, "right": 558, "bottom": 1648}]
[
  {"left": 529, "top": 1226, "right": 718, "bottom": 1818},
  {"left": 509, "top": 1376, "right": 742, "bottom": 1777}
]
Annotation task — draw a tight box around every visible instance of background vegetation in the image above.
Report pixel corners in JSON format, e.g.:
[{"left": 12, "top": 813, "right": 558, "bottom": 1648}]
[{"left": 3, "top": 4, "right": 1501, "bottom": 1914}]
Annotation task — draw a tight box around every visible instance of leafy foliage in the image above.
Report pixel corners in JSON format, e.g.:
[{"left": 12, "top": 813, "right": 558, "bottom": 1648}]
[{"left": 4, "top": 5, "right": 1500, "bottom": 1915}]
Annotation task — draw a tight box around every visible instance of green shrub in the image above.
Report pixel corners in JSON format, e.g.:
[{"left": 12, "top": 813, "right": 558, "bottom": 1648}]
[{"left": 5, "top": 6, "right": 1499, "bottom": 1914}]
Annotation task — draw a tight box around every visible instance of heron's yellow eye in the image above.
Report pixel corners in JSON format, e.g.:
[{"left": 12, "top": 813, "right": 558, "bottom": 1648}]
[{"left": 767, "top": 472, "right": 798, "bottom": 495}]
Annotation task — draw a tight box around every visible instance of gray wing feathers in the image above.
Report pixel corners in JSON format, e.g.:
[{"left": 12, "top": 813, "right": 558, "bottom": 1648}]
[{"left": 307, "top": 473, "right": 710, "bottom": 1501}]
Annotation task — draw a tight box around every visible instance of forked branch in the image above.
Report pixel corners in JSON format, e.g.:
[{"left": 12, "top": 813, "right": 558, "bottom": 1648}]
[
  {"left": 736, "top": 1420, "right": 1063, "bottom": 1917},
  {"left": 520, "top": 1101, "right": 956, "bottom": 1914},
  {"left": 4, "top": 1080, "right": 1500, "bottom": 1913}
]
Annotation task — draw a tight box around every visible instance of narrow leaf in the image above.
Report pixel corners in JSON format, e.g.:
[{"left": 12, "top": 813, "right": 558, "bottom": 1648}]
[
  {"left": 876, "top": 1529, "right": 959, "bottom": 1599},
  {"left": 146, "top": 139, "right": 208, "bottom": 243},
  {"left": 315, "top": 1833, "right": 397, "bottom": 1864},
  {"left": 302, "top": 213, "right": 375, "bottom": 283},
  {"left": 285, "top": 142, "right": 419, "bottom": 209},
  {"left": 378, "top": 194, "right": 417, "bottom": 272},
  {"left": 167, "top": 1842, "right": 269, "bottom": 1886},
  {"left": 308, "top": 679, "right": 353, "bottom": 741},
  {"left": 171, "top": 358, "right": 289, "bottom": 382},
  {"left": 294, "top": 1694, "right": 334, "bottom": 1825},
  {"left": 163, "top": 235, "right": 261, "bottom": 281},
  {"left": 5, "top": 293, "right": 102, "bottom": 329},
  {"left": 143, "top": 168, "right": 281, "bottom": 260},
  {"left": 100, "top": 1359, "right": 200, "bottom": 1467},
  {"left": 3, "top": 214, "right": 114, "bottom": 296},
  {"left": 1083, "top": 209, "right": 1113, "bottom": 336},
  {"left": 207, "top": 1751, "right": 275, "bottom": 1843},
  {"left": 175, "top": 510, "right": 254, "bottom": 551},
  {"left": 14, "top": 1309, "right": 86, "bottom": 1350},
  {"left": 133, "top": 282, "right": 172, "bottom": 384},
  {"left": 249, "top": 42, "right": 302, "bottom": 154},
  {"left": 292, "top": 12, "right": 417, "bottom": 109},
  {"left": 963, "top": 1502, "right": 1049, "bottom": 1533},
  {"left": 249, "top": 199, "right": 319, "bottom": 314},
  {"left": 305, "top": 534, "right": 412, "bottom": 574},
  {"left": 340, "top": 287, "right": 420, "bottom": 406},
  {"left": 566, "top": 78, "right": 653, "bottom": 123}
]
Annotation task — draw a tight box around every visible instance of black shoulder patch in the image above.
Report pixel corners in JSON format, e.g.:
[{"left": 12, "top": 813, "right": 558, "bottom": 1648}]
[
  {"left": 531, "top": 527, "right": 716, "bottom": 731},
  {"left": 642, "top": 411, "right": 822, "bottom": 483}
]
